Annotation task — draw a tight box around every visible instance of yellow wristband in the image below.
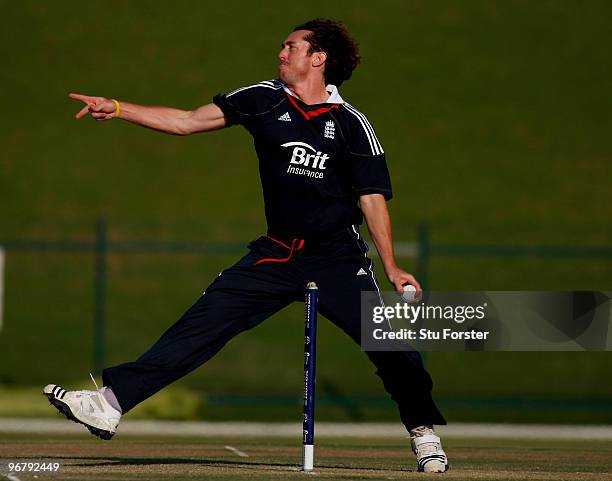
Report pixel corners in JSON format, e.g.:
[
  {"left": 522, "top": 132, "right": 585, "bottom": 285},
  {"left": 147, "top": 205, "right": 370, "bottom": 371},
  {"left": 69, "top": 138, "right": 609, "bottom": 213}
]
[{"left": 111, "top": 99, "right": 120, "bottom": 118}]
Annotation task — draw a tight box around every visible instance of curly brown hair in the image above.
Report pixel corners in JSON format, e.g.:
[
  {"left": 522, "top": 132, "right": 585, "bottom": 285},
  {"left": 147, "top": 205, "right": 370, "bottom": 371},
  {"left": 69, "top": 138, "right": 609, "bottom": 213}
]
[{"left": 293, "top": 19, "right": 361, "bottom": 87}]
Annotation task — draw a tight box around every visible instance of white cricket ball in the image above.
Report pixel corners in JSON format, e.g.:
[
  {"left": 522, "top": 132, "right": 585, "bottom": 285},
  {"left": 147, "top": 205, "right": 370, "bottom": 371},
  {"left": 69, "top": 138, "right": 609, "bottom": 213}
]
[{"left": 401, "top": 284, "right": 418, "bottom": 303}]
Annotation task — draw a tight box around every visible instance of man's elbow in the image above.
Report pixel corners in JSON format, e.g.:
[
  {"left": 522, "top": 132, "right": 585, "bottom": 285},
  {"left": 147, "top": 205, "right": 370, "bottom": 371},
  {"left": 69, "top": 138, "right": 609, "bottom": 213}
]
[
  {"left": 173, "top": 119, "right": 194, "bottom": 136},
  {"left": 171, "top": 110, "right": 200, "bottom": 136}
]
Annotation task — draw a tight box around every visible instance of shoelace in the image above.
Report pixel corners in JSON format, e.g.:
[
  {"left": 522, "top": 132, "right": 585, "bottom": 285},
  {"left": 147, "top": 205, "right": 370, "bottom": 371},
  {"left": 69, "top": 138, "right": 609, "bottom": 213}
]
[
  {"left": 410, "top": 425, "right": 442, "bottom": 456},
  {"left": 70, "top": 373, "right": 102, "bottom": 398},
  {"left": 89, "top": 372, "right": 100, "bottom": 390},
  {"left": 417, "top": 441, "right": 441, "bottom": 456},
  {"left": 255, "top": 237, "right": 305, "bottom": 265},
  {"left": 410, "top": 425, "right": 435, "bottom": 437}
]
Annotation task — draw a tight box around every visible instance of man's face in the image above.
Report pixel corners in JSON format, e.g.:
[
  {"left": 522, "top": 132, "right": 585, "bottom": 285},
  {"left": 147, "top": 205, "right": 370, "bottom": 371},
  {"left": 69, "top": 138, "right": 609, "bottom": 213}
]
[{"left": 278, "top": 30, "right": 315, "bottom": 85}]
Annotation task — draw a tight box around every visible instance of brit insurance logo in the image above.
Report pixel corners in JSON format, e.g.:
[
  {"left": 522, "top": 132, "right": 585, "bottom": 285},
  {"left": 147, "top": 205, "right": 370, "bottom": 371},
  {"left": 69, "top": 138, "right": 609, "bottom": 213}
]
[{"left": 281, "top": 142, "right": 329, "bottom": 179}]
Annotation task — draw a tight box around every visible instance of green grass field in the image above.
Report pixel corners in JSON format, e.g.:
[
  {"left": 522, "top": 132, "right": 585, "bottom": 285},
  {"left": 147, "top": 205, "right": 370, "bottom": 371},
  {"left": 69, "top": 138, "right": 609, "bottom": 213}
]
[
  {"left": 1, "top": 1, "right": 611, "bottom": 422},
  {"left": 1, "top": 433, "right": 611, "bottom": 480}
]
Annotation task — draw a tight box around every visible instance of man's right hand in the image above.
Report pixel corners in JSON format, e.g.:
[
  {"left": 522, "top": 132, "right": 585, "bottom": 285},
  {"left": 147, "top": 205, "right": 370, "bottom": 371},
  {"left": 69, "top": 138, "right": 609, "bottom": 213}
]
[{"left": 69, "top": 93, "right": 118, "bottom": 121}]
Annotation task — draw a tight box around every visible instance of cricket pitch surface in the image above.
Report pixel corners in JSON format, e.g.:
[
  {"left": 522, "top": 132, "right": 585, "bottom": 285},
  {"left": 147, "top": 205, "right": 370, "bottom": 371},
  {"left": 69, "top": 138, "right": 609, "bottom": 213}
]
[{"left": 1, "top": 421, "right": 611, "bottom": 480}]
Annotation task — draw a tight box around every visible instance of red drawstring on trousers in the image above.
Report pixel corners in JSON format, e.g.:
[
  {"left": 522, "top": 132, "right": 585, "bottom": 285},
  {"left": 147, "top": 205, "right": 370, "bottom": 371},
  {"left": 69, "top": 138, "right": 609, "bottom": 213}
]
[{"left": 255, "top": 236, "right": 305, "bottom": 265}]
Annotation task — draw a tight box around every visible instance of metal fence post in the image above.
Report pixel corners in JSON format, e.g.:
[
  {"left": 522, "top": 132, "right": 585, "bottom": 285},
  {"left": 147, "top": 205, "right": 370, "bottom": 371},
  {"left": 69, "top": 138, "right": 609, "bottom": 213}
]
[
  {"left": 94, "top": 218, "right": 108, "bottom": 375},
  {"left": 0, "top": 246, "right": 4, "bottom": 333},
  {"left": 417, "top": 222, "right": 430, "bottom": 290}
]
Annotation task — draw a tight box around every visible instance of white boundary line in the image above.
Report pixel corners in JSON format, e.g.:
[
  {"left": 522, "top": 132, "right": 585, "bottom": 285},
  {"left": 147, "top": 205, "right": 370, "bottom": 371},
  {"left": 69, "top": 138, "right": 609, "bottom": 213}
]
[
  {"left": 224, "top": 445, "right": 249, "bottom": 457},
  {"left": 1, "top": 419, "right": 612, "bottom": 440},
  {"left": 3, "top": 474, "right": 22, "bottom": 481}
]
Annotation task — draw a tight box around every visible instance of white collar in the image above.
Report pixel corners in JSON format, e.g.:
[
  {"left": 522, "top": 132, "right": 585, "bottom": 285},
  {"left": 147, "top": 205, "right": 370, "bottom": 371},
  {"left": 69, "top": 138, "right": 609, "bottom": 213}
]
[
  {"left": 281, "top": 82, "right": 344, "bottom": 104},
  {"left": 325, "top": 84, "right": 344, "bottom": 104}
]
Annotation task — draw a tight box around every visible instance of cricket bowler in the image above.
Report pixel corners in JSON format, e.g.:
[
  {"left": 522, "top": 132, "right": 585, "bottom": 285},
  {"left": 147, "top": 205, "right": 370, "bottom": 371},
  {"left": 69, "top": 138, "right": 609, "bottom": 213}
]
[{"left": 44, "top": 19, "right": 449, "bottom": 472}]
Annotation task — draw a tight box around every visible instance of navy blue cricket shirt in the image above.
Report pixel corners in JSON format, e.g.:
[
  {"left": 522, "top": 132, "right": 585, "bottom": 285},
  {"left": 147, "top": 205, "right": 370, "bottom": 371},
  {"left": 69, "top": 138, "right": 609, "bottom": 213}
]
[{"left": 213, "top": 79, "right": 392, "bottom": 238}]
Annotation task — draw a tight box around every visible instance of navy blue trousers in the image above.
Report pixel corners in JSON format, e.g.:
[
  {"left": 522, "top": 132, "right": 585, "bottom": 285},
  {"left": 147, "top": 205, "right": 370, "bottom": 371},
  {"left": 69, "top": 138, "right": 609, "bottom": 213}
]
[{"left": 102, "top": 226, "right": 446, "bottom": 430}]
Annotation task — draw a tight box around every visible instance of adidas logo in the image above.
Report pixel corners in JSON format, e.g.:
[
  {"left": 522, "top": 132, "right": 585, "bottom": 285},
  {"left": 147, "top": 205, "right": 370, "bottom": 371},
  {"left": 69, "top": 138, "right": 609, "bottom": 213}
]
[
  {"left": 357, "top": 268, "right": 367, "bottom": 276},
  {"left": 278, "top": 112, "right": 291, "bottom": 122}
]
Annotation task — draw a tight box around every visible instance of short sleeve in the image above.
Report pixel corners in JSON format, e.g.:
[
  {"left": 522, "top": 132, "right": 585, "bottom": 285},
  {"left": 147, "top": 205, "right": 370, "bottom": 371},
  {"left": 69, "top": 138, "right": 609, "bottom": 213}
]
[
  {"left": 213, "top": 80, "right": 283, "bottom": 127},
  {"left": 343, "top": 104, "right": 393, "bottom": 201}
]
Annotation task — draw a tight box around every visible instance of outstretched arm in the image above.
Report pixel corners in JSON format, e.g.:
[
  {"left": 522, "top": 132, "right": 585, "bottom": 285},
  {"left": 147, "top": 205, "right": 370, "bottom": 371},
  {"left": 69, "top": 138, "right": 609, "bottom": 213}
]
[
  {"left": 68, "top": 93, "right": 227, "bottom": 135},
  {"left": 360, "top": 193, "right": 422, "bottom": 297}
]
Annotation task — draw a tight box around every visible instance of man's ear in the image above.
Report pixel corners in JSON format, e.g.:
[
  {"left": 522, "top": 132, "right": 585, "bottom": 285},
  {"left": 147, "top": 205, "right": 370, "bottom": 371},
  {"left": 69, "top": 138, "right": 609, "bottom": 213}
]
[{"left": 312, "top": 51, "right": 327, "bottom": 67}]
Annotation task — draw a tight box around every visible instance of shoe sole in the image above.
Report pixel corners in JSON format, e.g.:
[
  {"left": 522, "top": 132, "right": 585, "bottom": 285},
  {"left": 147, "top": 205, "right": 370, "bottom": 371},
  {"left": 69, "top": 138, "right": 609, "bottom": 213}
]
[
  {"left": 418, "top": 463, "right": 450, "bottom": 473},
  {"left": 44, "top": 393, "right": 114, "bottom": 440}
]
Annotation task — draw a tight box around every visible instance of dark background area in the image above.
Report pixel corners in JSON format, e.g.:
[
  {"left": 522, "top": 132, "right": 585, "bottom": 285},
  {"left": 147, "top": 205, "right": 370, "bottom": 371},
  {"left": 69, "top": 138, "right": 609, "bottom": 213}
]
[{"left": 1, "top": 0, "right": 611, "bottom": 423}]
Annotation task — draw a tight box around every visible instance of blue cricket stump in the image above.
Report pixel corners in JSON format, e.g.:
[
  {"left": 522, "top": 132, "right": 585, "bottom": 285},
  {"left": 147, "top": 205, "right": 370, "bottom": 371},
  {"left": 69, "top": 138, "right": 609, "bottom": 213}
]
[{"left": 302, "top": 281, "right": 318, "bottom": 472}]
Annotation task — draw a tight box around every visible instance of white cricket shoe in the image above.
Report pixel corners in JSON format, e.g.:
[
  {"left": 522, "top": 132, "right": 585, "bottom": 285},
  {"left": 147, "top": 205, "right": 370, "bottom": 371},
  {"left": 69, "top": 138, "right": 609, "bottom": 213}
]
[
  {"left": 43, "top": 378, "right": 121, "bottom": 440},
  {"left": 410, "top": 425, "right": 449, "bottom": 473}
]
